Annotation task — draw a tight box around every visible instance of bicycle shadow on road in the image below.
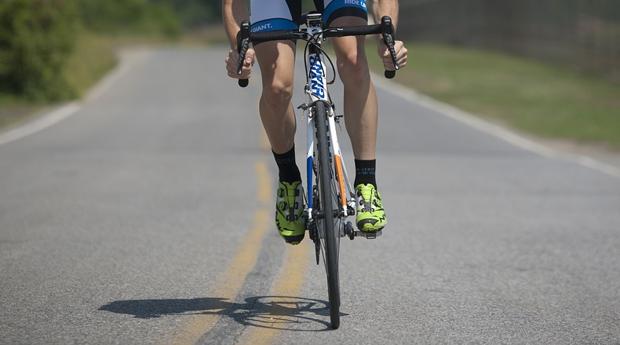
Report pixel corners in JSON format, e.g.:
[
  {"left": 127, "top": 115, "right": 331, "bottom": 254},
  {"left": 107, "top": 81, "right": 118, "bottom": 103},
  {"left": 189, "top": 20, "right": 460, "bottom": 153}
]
[{"left": 99, "top": 295, "right": 343, "bottom": 332}]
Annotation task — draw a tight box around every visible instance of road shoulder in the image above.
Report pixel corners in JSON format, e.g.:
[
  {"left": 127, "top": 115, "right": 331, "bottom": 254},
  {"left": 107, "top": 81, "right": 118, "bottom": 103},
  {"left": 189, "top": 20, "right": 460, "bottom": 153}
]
[
  {"left": 0, "top": 49, "right": 148, "bottom": 147},
  {"left": 372, "top": 73, "right": 620, "bottom": 178}
]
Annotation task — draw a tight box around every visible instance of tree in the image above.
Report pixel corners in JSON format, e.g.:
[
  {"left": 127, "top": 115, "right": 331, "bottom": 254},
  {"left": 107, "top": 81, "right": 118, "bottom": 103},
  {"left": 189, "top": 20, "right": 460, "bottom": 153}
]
[{"left": 0, "top": 0, "right": 79, "bottom": 100}]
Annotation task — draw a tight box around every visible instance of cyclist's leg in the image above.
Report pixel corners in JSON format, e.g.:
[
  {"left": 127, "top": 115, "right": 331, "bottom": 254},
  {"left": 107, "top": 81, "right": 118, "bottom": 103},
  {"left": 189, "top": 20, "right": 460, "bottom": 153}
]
[
  {"left": 255, "top": 43, "right": 306, "bottom": 243},
  {"left": 329, "top": 17, "right": 378, "bottom": 162},
  {"left": 251, "top": 0, "right": 306, "bottom": 243},
  {"left": 324, "top": 3, "right": 387, "bottom": 232},
  {"left": 251, "top": 0, "right": 300, "bottom": 154}
]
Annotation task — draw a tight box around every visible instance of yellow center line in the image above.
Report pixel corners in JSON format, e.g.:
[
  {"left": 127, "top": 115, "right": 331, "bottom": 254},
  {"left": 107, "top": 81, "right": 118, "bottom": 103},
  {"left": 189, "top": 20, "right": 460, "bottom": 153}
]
[
  {"left": 236, "top": 125, "right": 314, "bottom": 345},
  {"left": 256, "top": 158, "right": 271, "bottom": 204},
  {"left": 237, "top": 244, "right": 313, "bottom": 345},
  {"left": 171, "top": 161, "right": 271, "bottom": 345}
]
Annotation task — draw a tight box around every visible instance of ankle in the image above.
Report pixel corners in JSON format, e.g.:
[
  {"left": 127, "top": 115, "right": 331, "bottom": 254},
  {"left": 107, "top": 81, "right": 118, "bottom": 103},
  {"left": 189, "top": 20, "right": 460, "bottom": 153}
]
[
  {"left": 274, "top": 146, "right": 301, "bottom": 183},
  {"left": 354, "top": 159, "right": 377, "bottom": 188}
]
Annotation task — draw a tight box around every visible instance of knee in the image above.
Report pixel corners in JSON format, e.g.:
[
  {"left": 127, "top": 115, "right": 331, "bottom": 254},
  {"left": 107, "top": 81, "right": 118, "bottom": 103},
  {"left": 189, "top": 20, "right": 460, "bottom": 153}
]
[
  {"left": 262, "top": 79, "right": 293, "bottom": 109},
  {"left": 337, "top": 50, "right": 370, "bottom": 85}
]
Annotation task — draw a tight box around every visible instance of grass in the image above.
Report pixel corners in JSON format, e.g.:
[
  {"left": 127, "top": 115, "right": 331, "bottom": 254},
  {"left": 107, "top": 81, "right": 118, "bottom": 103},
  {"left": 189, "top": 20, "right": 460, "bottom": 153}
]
[
  {"left": 0, "top": 31, "right": 119, "bottom": 130},
  {"left": 64, "top": 31, "right": 185, "bottom": 96},
  {"left": 64, "top": 32, "right": 118, "bottom": 98},
  {"left": 367, "top": 43, "right": 620, "bottom": 150},
  {"left": 0, "top": 94, "right": 47, "bottom": 130}
]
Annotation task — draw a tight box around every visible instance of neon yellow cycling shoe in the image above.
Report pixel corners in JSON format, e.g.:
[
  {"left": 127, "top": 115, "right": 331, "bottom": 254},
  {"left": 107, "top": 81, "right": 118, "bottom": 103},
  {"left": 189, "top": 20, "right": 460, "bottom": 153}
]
[
  {"left": 275, "top": 181, "right": 306, "bottom": 245},
  {"left": 355, "top": 184, "right": 387, "bottom": 233}
]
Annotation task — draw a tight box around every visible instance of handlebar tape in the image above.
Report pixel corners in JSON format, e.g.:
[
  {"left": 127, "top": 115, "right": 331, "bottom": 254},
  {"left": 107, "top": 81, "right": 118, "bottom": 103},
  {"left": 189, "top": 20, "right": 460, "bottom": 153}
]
[
  {"left": 237, "top": 21, "right": 250, "bottom": 88},
  {"left": 381, "top": 16, "right": 399, "bottom": 79}
]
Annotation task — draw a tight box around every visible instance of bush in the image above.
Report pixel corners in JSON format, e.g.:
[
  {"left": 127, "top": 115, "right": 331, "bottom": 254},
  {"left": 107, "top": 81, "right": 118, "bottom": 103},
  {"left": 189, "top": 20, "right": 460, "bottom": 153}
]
[
  {"left": 0, "top": 0, "right": 79, "bottom": 101},
  {"left": 154, "top": 0, "right": 221, "bottom": 27},
  {"left": 0, "top": 0, "right": 182, "bottom": 102},
  {"left": 78, "top": 0, "right": 180, "bottom": 37}
]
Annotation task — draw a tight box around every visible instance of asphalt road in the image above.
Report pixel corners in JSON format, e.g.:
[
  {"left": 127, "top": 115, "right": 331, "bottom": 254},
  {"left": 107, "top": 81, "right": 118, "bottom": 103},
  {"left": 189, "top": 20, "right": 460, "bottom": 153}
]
[{"left": 1, "top": 47, "right": 619, "bottom": 345}]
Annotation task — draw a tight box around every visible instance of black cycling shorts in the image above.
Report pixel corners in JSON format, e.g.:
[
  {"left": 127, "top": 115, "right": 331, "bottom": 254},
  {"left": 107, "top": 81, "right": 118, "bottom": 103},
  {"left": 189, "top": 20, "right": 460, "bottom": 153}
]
[{"left": 250, "top": 0, "right": 368, "bottom": 33}]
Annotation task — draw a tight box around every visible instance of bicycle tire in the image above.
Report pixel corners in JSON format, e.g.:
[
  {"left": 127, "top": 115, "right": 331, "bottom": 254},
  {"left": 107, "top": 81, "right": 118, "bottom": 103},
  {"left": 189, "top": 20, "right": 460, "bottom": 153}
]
[{"left": 314, "top": 100, "right": 340, "bottom": 329}]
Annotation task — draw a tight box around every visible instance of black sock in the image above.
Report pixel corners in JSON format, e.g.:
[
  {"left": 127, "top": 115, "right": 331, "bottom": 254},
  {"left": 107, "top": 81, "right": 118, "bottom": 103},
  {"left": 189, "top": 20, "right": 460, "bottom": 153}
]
[
  {"left": 354, "top": 159, "right": 377, "bottom": 187},
  {"left": 273, "top": 146, "right": 301, "bottom": 183}
]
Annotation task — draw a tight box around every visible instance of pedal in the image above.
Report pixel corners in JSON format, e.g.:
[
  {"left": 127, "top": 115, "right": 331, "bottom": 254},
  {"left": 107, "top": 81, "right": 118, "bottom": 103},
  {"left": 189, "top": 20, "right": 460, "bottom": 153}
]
[
  {"left": 355, "top": 230, "right": 382, "bottom": 239},
  {"left": 346, "top": 204, "right": 355, "bottom": 216}
]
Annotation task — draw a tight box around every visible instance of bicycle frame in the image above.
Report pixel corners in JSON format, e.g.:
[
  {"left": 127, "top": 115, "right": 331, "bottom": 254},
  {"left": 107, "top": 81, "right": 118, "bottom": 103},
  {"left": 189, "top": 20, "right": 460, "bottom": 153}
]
[{"left": 302, "top": 16, "right": 355, "bottom": 224}]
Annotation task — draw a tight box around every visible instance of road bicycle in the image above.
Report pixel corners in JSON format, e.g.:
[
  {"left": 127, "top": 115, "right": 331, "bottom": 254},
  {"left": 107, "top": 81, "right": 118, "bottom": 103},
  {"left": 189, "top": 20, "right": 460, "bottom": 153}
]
[{"left": 235, "top": 12, "right": 399, "bottom": 329}]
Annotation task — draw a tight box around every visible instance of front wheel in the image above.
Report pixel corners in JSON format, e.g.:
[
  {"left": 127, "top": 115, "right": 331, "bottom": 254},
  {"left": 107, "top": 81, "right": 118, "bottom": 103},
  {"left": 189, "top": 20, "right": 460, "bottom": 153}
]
[{"left": 314, "top": 100, "right": 340, "bottom": 329}]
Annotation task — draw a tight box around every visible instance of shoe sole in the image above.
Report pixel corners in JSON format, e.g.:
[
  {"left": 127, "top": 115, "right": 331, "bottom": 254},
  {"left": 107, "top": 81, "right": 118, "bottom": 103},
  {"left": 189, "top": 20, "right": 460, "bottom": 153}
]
[
  {"left": 283, "top": 233, "right": 305, "bottom": 245},
  {"left": 357, "top": 218, "right": 386, "bottom": 233}
]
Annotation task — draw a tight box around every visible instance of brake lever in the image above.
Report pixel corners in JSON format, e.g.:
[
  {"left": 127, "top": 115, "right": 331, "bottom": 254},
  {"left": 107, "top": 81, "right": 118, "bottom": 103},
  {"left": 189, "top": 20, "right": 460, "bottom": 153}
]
[
  {"left": 236, "top": 21, "right": 250, "bottom": 88},
  {"left": 381, "top": 16, "right": 399, "bottom": 79}
]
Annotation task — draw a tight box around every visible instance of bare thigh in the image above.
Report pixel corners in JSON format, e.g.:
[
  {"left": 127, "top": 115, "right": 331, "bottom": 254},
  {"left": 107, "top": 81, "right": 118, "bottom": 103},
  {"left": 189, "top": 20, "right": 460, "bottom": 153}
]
[
  {"left": 254, "top": 40, "right": 296, "bottom": 94},
  {"left": 329, "top": 16, "right": 369, "bottom": 70}
]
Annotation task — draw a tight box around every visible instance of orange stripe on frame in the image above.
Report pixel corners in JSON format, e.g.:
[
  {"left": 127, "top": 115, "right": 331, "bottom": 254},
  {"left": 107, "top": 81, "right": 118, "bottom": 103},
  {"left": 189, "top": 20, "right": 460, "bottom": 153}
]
[{"left": 334, "top": 154, "right": 347, "bottom": 209}]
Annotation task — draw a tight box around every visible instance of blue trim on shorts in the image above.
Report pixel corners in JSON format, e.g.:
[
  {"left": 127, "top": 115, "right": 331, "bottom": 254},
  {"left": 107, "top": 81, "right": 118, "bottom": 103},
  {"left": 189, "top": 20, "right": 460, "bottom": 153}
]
[
  {"left": 323, "top": 0, "right": 368, "bottom": 23},
  {"left": 250, "top": 18, "right": 298, "bottom": 33}
]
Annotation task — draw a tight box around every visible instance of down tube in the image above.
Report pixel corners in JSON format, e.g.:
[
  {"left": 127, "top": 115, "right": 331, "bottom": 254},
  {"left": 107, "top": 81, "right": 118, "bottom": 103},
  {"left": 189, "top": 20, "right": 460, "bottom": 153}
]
[{"left": 306, "top": 115, "right": 314, "bottom": 215}]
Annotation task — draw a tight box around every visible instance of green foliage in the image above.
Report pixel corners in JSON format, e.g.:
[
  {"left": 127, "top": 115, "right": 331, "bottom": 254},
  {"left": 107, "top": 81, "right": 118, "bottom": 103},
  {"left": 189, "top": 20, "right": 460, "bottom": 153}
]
[
  {"left": 0, "top": 0, "right": 184, "bottom": 102},
  {"left": 78, "top": 0, "right": 180, "bottom": 36},
  {"left": 153, "top": 0, "right": 221, "bottom": 26},
  {"left": 0, "top": 0, "right": 79, "bottom": 101}
]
